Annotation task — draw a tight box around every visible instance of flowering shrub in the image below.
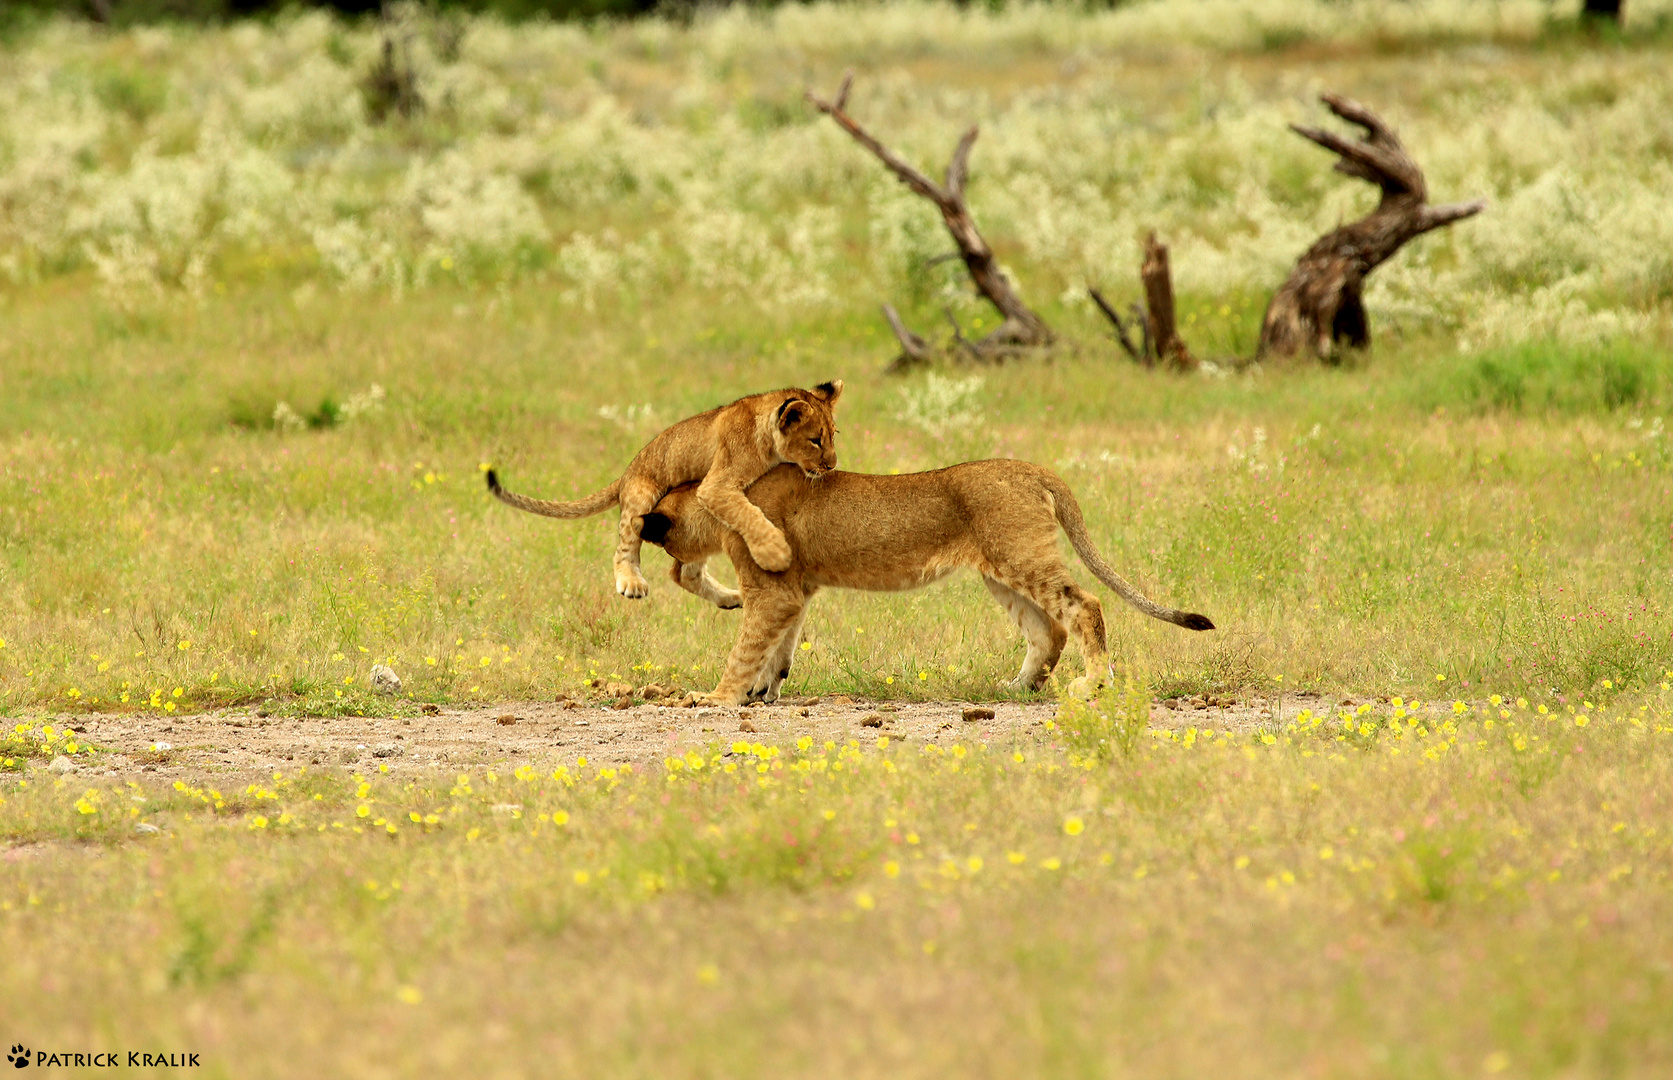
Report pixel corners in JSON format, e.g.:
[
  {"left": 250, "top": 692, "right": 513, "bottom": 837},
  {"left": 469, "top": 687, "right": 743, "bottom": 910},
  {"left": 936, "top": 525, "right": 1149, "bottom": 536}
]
[
  {"left": 0, "top": 721, "right": 94, "bottom": 771},
  {"left": 1, "top": 1, "right": 1669, "bottom": 351}
]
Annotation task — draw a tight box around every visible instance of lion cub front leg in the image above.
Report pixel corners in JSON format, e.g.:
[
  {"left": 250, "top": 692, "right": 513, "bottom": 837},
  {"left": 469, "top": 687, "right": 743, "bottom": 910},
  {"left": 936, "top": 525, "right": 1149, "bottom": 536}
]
[
  {"left": 695, "top": 467, "right": 792, "bottom": 574},
  {"left": 703, "top": 592, "right": 807, "bottom": 705},
  {"left": 612, "top": 478, "right": 663, "bottom": 599},
  {"left": 748, "top": 602, "right": 811, "bottom": 703}
]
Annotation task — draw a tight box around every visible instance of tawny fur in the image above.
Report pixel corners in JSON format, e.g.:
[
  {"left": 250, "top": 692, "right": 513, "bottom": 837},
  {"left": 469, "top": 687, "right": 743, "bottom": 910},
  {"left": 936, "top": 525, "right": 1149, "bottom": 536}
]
[
  {"left": 487, "top": 381, "right": 841, "bottom": 600},
  {"left": 639, "top": 459, "right": 1214, "bottom": 705}
]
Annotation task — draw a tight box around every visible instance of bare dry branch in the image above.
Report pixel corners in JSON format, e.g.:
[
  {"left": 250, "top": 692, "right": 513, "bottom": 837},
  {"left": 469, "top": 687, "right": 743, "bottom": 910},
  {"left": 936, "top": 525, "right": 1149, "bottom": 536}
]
[
  {"left": 832, "top": 71, "right": 853, "bottom": 112},
  {"left": 809, "top": 71, "right": 1052, "bottom": 366},
  {"left": 943, "top": 306, "right": 984, "bottom": 361},
  {"left": 1089, "top": 287, "right": 1142, "bottom": 363},
  {"left": 881, "top": 304, "right": 934, "bottom": 373}
]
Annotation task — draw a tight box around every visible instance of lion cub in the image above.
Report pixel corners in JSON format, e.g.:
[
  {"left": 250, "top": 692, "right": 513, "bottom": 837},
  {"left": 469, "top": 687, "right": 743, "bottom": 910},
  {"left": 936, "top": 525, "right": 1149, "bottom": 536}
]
[
  {"left": 639, "top": 460, "right": 1214, "bottom": 705},
  {"left": 488, "top": 381, "right": 841, "bottom": 600}
]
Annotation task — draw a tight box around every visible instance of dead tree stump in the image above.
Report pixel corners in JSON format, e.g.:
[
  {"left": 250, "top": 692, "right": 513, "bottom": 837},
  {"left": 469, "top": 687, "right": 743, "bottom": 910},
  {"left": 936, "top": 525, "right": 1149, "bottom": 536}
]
[
  {"left": 807, "top": 72, "right": 1053, "bottom": 371},
  {"left": 1140, "top": 233, "right": 1197, "bottom": 371},
  {"left": 1258, "top": 93, "right": 1486, "bottom": 363},
  {"left": 1090, "top": 232, "right": 1197, "bottom": 371},
  {"left": 1582, "top": 0, "right": 1623, "bottom": 24},
  {"left": 363, "top": 15, "right": 424, "bottom": 124}
]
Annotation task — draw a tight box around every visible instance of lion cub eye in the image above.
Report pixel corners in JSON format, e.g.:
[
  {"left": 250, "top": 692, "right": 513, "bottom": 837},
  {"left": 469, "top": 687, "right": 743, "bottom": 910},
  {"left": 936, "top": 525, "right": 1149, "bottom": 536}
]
[{"left": 810, "top": 436, "right": 822, "bottom": 447}]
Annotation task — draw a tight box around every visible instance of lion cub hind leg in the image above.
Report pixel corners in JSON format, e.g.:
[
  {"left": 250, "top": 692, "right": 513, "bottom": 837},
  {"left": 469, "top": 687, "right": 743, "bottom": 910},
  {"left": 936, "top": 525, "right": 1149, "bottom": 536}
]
[
  {"left": 704, "top": 592, "right": 808, "bottom": 705},
  {"left": 983, "top": 576, "right": 1067, "bottom": 690},
  {"left": 1004, "top": 571, "right": 1110, "bottom": 699},
  {"left": 670, "top": 559, "right": 743, "bottom": 610},
  {"left": 612, "top": 477, "right": 665, "bottom": 599}
]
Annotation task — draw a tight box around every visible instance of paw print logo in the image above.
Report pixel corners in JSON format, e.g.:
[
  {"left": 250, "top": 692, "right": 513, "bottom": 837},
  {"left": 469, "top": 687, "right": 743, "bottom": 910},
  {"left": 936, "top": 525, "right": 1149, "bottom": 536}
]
[{"left": 6, "top": 1046, "right": 28, "bottom": 1069}]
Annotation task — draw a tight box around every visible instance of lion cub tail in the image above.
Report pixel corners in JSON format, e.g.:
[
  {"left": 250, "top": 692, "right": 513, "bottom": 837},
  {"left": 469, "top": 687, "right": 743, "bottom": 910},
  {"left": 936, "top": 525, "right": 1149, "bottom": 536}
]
[
  {"left": 1043, "top": 474, "right": 1215, "bottom": 632},
  {"left": 486, "top": 469, "right": 622, "bottom": 520}
]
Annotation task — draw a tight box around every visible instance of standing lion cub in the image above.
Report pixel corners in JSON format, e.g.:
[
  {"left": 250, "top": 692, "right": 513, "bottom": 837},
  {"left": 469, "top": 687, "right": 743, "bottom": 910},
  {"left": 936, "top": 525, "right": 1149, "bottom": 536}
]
[
  {"left": 488, "top": 381, "right": 841, "bottom": 600},
  {"left": 639, "top": 459, "right": 1214, "bottom": 705}
]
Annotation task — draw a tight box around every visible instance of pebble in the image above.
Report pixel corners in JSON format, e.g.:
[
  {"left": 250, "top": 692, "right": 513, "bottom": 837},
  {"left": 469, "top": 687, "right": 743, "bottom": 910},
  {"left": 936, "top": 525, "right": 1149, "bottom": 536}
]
[{"left": 48, "top": 755, "right": 75, "bottom": 774}]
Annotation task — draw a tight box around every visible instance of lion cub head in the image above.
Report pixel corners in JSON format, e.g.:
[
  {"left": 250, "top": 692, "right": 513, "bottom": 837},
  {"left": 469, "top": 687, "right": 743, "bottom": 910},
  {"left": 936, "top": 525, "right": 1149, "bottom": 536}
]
[
  {"left": 638, "top": 483, "right": 710, "bottom": 563},
  {"left": 774, "top": 380, "right": 841, "bottom": 478}
]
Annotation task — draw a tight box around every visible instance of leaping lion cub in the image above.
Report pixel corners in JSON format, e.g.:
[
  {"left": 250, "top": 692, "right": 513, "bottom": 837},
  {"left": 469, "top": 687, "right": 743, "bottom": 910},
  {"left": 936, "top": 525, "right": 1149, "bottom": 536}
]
[
  {"left": 639, "top": 459, "right": 1214, "bottom": 705},
  {"left": 488, "top": 381, "right": 841, "bottom": 600}
]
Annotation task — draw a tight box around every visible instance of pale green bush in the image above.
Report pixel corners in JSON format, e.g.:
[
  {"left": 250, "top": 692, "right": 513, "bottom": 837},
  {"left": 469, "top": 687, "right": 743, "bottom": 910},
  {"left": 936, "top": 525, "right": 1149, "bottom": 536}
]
[{"left": 1, "top": 1, "right": 1670, "bottom": 351}]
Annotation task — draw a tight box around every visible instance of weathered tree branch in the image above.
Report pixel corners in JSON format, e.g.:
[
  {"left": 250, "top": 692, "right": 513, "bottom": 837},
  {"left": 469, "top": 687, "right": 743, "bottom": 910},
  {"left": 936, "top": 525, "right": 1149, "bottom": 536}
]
[
  {"left": 1259, "top": 93, "right": 1485, "bottom": 362},
  {"left": 1134, "top": 301, "right": 1153, "bottom": 364},
  {"left": 1089, "top": 287, "right": 1142, "bottom": 363},
  {"left": 881, "top": 303, "right": 935, "bottom": 373},
  {"left": 808, "top": 71, "right": 1053, "bottom": 366}
]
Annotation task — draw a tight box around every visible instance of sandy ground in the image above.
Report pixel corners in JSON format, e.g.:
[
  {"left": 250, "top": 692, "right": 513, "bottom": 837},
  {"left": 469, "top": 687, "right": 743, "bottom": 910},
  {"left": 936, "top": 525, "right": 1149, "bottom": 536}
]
[{"left": 24, "top": 690, "right": 1368, "bottom": 784}]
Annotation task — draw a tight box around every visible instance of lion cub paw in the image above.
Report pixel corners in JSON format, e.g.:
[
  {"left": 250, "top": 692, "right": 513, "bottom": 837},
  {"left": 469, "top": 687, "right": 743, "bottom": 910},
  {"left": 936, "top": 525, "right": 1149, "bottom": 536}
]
[
  {"left": 615, "top": 565, "right": 651, "bottom": 600},
  {"left": 750, "top": 532, "right": 793, "bottom": 573},
  {"left": 1066, "top": 675, "right": 1105, "bottom": 701}
]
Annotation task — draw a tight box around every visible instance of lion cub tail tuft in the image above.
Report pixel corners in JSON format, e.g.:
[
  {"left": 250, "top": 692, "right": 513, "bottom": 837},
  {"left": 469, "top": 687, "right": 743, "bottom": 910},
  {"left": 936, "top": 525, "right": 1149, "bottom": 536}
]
[{"left": 1043, "top": 473, "right": 1216, "bottom": 632}]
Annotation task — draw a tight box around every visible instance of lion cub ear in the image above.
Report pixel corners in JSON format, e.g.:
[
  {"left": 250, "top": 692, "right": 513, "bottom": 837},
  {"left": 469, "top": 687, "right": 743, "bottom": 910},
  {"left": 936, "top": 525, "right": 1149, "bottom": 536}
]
[
  {"left": 811, "top": 379, "right": 844, "bottom": 404},
  {"left": 776, "top": 399, "right": 808, "bottom": 430}
]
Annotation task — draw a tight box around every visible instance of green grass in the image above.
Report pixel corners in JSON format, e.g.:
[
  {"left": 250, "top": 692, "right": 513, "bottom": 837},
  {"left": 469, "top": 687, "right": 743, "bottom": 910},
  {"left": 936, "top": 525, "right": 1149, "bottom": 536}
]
[
  {"left": 1448, "top": 340, "right": 1673, "bottom": 414},
  {"left": 4, "top": 693, "right": 1673, "bottom": 1076},
  {"left": 1, "top": 284, "right": 1668, "bottom": 718},
  {"left": 3, "top": 7, "right": 1673, "bottom": 1071}
]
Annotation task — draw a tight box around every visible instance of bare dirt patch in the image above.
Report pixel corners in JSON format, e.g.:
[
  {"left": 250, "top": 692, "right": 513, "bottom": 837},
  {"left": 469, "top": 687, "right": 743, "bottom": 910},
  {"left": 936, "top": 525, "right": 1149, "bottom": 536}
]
[{"left": 23, "top": 692, "right": 1362, "bottom": 785}]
